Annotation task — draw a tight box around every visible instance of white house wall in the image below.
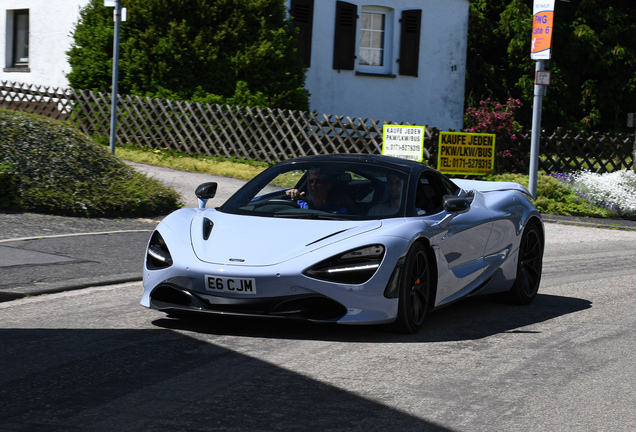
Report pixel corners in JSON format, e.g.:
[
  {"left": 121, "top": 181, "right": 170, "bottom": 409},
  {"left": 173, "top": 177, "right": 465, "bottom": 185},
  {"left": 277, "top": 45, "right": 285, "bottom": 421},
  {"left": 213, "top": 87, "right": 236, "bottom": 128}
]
[
  {"left": 1, "top": 0, "right": 88, "bottom": 88},
  {"left": 296, "top": 0, "right": 469, "bottom": 130}
]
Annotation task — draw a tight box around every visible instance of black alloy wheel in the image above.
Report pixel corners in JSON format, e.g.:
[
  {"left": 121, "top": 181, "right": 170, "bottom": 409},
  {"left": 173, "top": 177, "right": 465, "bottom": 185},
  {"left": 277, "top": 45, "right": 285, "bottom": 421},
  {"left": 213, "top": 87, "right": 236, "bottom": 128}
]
[
  {"left": 393, "top": 242, "right": 432, "bottom": 334},
  {"left": 509, "top": 222, "right": 543, "bottom": 304}
]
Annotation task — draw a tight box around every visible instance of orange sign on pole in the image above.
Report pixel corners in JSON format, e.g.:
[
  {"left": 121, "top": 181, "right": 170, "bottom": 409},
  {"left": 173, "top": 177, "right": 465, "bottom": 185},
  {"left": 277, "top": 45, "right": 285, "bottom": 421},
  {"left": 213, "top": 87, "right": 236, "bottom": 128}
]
[{"left": 531, "top": 1, "right": 555, "bottom": 60}]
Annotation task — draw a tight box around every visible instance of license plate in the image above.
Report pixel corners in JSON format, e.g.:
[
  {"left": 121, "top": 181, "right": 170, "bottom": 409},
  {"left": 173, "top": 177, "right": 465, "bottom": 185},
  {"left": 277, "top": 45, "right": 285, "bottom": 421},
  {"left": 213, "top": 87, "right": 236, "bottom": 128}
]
[{"left": 205, "top": 275, "right": 257, "bottom": 295}]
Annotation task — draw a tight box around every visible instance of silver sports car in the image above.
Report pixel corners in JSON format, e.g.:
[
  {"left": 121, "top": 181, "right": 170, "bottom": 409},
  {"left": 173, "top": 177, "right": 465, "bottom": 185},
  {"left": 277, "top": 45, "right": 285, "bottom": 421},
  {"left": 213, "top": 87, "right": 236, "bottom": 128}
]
[{"left": 141, "top": 154, "right": 544, "bottom": 333}]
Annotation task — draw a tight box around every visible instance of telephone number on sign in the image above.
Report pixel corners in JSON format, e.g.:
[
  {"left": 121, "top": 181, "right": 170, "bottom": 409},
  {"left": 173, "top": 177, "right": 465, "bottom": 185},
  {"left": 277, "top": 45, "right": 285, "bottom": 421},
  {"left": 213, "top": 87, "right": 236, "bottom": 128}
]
[
  {"left": 439, "top": 157, "right": 492, "bottom": 170},
  {"left": 205, "top": 275, "right": 257, "bottom": 294}
]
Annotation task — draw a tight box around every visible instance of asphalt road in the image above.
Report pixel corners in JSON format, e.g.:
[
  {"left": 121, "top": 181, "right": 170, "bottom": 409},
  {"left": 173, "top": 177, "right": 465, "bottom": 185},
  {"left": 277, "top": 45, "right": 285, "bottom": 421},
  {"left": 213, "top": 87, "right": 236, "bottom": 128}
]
[{"left": 0, "top": 223, "right": 635, "bottom": 431}]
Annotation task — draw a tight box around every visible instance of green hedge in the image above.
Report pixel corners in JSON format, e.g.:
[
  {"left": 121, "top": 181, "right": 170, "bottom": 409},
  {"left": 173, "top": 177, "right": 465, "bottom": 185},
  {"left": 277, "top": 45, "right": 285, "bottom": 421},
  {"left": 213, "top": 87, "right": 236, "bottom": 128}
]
[{"left": 0, "top": 108, "right": 181, "bottom": 217}]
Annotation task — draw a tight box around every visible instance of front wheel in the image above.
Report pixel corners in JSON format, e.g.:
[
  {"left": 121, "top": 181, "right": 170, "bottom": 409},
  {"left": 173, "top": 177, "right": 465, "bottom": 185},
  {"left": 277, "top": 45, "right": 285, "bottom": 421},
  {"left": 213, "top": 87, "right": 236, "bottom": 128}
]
[{"left": 392, "top": 243, "right": 433, "bottom": 334}]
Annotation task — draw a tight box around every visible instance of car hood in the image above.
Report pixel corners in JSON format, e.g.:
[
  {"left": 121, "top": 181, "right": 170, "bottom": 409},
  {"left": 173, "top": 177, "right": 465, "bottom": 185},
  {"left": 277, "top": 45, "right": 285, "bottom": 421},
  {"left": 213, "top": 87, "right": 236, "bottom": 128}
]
[{"left": 190, "top": 210, "right": 382, "bottom": 266}]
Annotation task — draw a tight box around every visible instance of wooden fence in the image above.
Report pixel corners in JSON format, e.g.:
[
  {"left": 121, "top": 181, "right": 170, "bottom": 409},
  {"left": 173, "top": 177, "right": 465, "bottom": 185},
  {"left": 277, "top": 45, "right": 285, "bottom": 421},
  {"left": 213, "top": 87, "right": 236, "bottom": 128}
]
[
  {"left": 70, "top": 88, "right": 423, "bottom": 164},
  {"left": 536, "top": 128, "right": 634, "bottom": 173},
  {"left": 1, "top": 81, "right": 634, "bottom": 173}
]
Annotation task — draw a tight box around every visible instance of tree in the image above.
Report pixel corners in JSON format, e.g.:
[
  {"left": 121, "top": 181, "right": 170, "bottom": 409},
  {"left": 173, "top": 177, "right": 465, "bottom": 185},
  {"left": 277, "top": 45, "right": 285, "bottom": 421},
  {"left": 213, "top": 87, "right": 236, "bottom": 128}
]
[
  {"left": 67, "top": 0, "right": 309, "bottom": 111},
  {"left": 548, "top": 0, "right": 636, "bottom": 131},
  {"left": 465, "top": 0, "right": 636, "bottom": 132}
]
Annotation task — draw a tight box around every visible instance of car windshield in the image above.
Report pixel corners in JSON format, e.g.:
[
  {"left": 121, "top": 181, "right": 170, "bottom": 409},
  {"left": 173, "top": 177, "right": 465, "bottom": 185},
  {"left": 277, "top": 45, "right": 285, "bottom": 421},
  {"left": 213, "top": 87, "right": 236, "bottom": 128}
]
[{"left": 219, "top": 161, "right": 409, "bottom": 220}]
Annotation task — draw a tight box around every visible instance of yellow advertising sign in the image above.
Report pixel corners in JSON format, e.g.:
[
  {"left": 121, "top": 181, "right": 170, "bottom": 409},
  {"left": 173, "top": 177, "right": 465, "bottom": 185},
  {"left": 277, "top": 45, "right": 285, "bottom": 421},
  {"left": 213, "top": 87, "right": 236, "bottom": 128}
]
[{"left": 437, "top": 132, "right": 495, "bottom": 175}]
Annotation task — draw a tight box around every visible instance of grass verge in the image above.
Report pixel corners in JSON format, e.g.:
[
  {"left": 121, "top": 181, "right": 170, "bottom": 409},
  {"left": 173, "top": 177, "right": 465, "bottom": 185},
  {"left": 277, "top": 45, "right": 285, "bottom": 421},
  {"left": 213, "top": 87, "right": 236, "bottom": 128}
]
[{"left": 109, "top": 143, "right": 268, "bottom": 181}]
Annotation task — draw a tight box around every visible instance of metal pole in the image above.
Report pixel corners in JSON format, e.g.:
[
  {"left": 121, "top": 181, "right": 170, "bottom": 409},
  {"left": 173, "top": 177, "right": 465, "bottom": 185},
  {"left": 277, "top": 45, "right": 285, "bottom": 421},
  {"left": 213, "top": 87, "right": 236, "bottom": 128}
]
[
  {"left": 528, "top": 60, "right": 546, "bottom": 199},
  {"left": 109, "top": 0, "right": 122, "bottom": 155}
]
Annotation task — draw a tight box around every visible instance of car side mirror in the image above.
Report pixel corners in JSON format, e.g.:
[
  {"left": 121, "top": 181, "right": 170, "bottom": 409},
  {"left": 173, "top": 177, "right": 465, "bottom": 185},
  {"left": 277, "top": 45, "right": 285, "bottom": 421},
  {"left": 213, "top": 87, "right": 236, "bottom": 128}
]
[
  {"left": 195, "top": 182, "right": 217, "bottom": 209},
  {"left": 437, "top": 196, "right": 471, "bottom": 229},
  {"left": 443, "top": 195, "right": 470, "bottom": 213}
]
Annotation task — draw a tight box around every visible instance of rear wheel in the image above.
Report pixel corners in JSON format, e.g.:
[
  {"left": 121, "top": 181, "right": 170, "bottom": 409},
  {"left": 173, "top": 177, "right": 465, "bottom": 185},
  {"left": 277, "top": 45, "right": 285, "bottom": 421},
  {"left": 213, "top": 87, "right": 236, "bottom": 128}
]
[
  {"left": 392, "top": 243, "right": 432, "bottom": 334},
  {"left": 508, "top": 222, "right": 543, "bottom": 304}
]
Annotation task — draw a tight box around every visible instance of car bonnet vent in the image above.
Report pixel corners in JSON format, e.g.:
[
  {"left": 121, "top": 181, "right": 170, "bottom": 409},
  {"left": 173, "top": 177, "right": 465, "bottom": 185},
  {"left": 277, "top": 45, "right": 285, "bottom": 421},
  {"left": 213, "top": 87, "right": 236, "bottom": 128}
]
[
  {"left": 305, "top": 229, "right": 349, "bottom": 246},
  {"left": 203, "top": 217, "right": 214, "bottom": 240}
]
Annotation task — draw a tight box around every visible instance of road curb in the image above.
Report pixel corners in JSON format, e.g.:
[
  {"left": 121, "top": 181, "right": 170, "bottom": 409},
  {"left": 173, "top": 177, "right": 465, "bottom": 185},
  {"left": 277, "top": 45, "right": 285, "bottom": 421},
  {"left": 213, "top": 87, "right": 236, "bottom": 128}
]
[
  {"left": 0, "top": 273, "right": 141, "bottom": 303},
  {"left": 541, "top": 214, "right": 636, "bottom": 231}
]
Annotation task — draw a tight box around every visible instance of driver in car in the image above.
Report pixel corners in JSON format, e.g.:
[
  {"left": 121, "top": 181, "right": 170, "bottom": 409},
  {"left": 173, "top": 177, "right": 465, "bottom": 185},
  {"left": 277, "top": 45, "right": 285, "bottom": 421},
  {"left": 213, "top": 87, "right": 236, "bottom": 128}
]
[{"left": 286, "top": 168, "right": 349, "bottom": 214}]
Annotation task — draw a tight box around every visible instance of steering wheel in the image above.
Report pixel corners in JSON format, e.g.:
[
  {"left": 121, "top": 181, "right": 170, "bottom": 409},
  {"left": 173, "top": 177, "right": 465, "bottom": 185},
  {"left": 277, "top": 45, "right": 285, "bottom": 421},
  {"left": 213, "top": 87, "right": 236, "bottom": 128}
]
[{"left": 266, "top": 199, "right": 302, "bottom": 208}]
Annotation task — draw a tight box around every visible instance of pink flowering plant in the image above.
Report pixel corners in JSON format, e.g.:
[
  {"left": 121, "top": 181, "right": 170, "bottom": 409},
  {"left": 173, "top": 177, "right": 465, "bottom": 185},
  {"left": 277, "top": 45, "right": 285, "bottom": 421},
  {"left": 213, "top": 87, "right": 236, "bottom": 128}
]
[{"left": 463, "top": 98, "right": 528, "bottom": 174}]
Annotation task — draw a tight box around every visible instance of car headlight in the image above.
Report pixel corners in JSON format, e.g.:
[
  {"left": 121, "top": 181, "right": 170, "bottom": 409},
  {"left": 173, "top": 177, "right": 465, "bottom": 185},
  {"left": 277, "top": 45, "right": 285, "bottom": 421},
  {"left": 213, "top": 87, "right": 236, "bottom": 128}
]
[
  {"left": 303, "top": 245, "right": 385, "bottom": 284},
  {"left": 146, "top": 231, "right": 173, "bottom": 270}
]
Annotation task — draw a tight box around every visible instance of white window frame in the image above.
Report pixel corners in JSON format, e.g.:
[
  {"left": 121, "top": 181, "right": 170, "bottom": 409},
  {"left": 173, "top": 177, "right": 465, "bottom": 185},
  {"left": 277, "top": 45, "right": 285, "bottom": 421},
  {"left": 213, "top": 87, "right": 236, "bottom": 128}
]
[{"left": 357, "top": 6, "right": 393, "bottom": 75}]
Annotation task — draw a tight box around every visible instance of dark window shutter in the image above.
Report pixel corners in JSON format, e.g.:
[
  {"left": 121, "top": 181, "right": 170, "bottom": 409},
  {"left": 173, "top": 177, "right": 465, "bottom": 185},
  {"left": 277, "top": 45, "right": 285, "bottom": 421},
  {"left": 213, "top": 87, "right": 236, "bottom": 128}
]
[
  {"left": 290, "top": 0, "right": 314, "bottom": 67},
  {"left": 399, "top": 9, "right": 422, "bottom": 77},
  {"left": 333, "top": 1, "right": 357, "bottom": 71}
]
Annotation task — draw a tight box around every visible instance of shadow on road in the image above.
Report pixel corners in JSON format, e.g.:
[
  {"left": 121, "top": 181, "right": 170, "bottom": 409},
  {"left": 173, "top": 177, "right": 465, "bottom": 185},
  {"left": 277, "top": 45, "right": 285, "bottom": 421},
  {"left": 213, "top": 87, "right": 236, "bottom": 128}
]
[
  {"left": 0, "top": 327, "right": 453, "bottom": 432},
  {"left": 152, "top": 293, "right": 592, "bottom": 343},
  {"left": 0, "top": 294, "right": 590, "bottom": 431}
]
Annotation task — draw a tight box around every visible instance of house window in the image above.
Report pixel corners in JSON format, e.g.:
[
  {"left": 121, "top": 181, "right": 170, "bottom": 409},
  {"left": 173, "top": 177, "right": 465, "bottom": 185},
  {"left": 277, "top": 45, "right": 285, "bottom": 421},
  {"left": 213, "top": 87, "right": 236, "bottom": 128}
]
[
  {"left": 357, "top": 7, "right": 393, "bottom": 75},
  {"left": 6, "top": 9, "right": 29, "bottom": 69},
  {"left": 332, "top": 4, "right": 421, "bottom": 77},
  {"left": 359, "top": 11, "right": 385, "bottom": 67}
]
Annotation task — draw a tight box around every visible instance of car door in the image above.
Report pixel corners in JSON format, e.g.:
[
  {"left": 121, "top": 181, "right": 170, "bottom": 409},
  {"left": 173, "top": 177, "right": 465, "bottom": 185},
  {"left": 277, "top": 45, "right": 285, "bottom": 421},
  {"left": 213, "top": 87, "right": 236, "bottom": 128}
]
[{"left": 416, "top": 172, "right": 494, "bottom": 305}]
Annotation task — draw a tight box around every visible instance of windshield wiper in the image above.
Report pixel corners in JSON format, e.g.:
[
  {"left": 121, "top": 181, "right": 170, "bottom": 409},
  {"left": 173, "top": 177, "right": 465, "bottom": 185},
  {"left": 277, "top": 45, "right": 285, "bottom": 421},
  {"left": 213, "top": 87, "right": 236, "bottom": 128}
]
[
  {"left": 272, "top": 212, "right": 317, "bottom": 219},
  {"left": 273, "top": 212, "right": 347, "bottom": 220}
]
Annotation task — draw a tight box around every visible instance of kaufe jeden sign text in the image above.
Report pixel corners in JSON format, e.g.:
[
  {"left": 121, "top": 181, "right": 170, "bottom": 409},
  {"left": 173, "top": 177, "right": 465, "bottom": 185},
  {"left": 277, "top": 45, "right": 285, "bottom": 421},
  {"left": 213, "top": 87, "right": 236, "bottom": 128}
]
[
  {"left": 438, "top": 132, "right": 495, "bottom": 175},
  {"left": 382, "top": 125, "right": 425, "bottom": 162}
]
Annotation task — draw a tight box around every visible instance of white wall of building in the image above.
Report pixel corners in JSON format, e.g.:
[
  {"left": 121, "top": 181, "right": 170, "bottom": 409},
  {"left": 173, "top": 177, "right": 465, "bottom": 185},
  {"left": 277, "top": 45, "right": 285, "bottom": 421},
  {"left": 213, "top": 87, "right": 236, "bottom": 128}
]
[
  {"left": 295, "top": 0, "right": 469, "bottom": 130},
  {"left": 1, "top": 0, "right": 88, "bottom": 88}
]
